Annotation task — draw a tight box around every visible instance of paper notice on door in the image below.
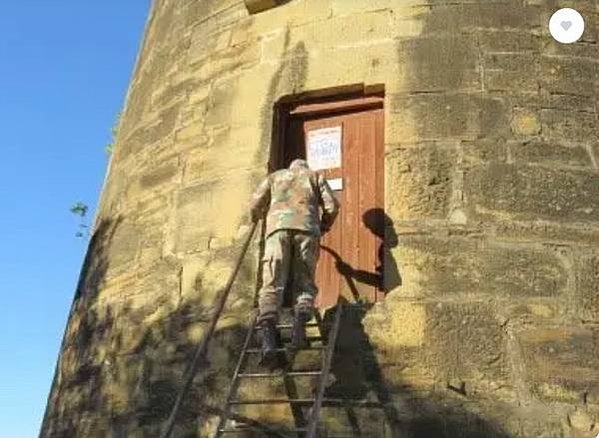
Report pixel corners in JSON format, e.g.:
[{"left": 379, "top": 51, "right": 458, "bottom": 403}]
[
  {"left": 326, "top": 178, "right": 343, "bottom": 191},
  {"left": 306, "top": 126, "right": 342, "bottom": 171}
]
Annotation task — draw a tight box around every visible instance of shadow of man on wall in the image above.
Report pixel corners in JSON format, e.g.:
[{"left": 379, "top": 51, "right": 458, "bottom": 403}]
[
  {"left": 331, "top": 207, "right": 401, "bottom": 297},
  {"left": 318, "top": 209, "right": 509, "bottom": 437}
]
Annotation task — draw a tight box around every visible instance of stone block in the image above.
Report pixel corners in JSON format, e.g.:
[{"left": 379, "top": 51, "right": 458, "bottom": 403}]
[
  {"left": 502, "top": 300, "right": 558, "bottom": 321},
  {"left": 420, "top": 3, "right": 539, "bottom": 34},
  {"left": 173, "top": 181, "right": 217, "bottom": 253},
  {"left": 478, "top": 29, "right": 541, "bottom": 53},
  {"left": 492, "top": 219, "right": 599, "bottom": 247},
  {"left": 424, "top": 302, "right": 508, "bottom": 383},
  {"left": 483, "top": 53, "right": 539, "bottom": 92},
  {"left": 173, "top": 171, "right": 254, "bottom": 254},
  {"left": 462, "top": 138, "right": 509, "bottom": 164},
  {"left": 386, "top": 145, "right": 455, "bottom": 221},
  {"left": 542, "top": 32, "right": 599, "bottom": 60},
  {"left": 541, "top": 109, "right": 599, "bottom": 145},
  {"left": 543, "top": 93, "right": 596, "bottom": 113},
  {"left": 511, "top": 108, "right": 541, "bottom": 136},
  {"left": 192, "top": 40, "right": 260, "bottom": 83},
  {"left": 398, "top": 36, "right": 481, "bottom": 92},
  {"left": 139, "top": 159, "right": 180, "bottom": 189},
  {"left": 365, "top": 301, "right": 426, "bottom": 349},
  {"left": 518, "top": 326, "right": 599, "bottom": 402},
  {"left": 389, "top": 94, "right": 509, "bottom": 143},
  {"left": 540, "top": 57, "right": 598, "bottom": 97},
  {"left": 180, "top": 254, "right": 236, "bottom": 309},
  {"left": 188, "top": 30, "right": 232, "bottom": 65},
  {"left": 119, "top": 103, "right": 182, "bottom": 159},
  {"left": 186, "top": 0, "right": 246, "bottom": 29},
  {"left": 575, "top": 251, "right": 599, "bottom": 322},
  {"left": 567, "top": 410, "right": 596, "bottom": 433},
  {"left": 300, "top": 42, "right": 401, "bottom": 94},
  {"left": 249, "top": 0, "right": 331, "bottom": 33},
  {"left": 511, "top": 140, "right": 592, "bottom": 169},
  {"left": 150, "top": 75, "right": 196, "bottom": 111},
  {"left": 103, "top": 221, "right": 141, "bottom": 279},
  {"left": 287, "top": 8, "right": 393, "bottom": 50},
  {"left": 204, "top": 79, "right": 238, "bottom": 128},
  {"left": 389, "top": 6, "right": 432, "bottom": 39},
  {"left": 465, "top": 163, "right": 599, "bottom": 223},
  {"left": 395, "top": 235, "right": 568, "bottom": 299}
]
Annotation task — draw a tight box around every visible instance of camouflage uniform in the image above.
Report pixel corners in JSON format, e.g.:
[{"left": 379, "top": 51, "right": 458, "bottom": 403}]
[{"left": 250, "top": 159, "right": 339, "bottom": 323}]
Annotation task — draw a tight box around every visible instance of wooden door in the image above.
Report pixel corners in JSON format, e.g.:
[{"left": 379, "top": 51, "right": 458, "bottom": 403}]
[{"left": 283, "top": 96, "right": 385, "bottom": 309}]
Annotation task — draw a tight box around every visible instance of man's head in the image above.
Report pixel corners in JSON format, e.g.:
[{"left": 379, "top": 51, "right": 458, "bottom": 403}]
[{"left": 289, "top": 159, "right": 309, "bottom": 170}]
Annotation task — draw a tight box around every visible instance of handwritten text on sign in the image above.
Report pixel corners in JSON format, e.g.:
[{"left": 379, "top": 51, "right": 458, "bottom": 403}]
[{"left": 306, "top": 126, "right": 342, "bottom": 171}]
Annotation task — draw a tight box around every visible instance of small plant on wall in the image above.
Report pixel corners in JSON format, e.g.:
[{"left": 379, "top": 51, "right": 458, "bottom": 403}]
[{"left": 70, "top": 202, "right": 89, "bottom": 238}]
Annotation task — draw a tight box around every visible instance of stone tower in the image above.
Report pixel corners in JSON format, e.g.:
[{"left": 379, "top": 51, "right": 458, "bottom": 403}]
[{"left": 42, "top": 0, "right": 599, "bottom": 437}]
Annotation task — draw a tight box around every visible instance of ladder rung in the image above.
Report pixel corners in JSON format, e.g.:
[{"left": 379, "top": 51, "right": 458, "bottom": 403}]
[
  {"left": 281, "top": 335, "right": 323, "bottom": 341},
  {"left": 254, "top": 322, "right": 322, "bottom": 330},
  {"left": 229, "top": 398, "right": 315, "bottom": 405},
  {"left": 219, "top": 427, "right": 308, "bottom": 434},
  {"left": 228, "top": 397, "right": 384, "bottom": 407},
  {"left": 324, "top": 399, "right": 384, "bottom": 408},
  {"left": 245, "top": 346, "right": 325, "bottom": 353},
  {"left": 238, "top": 370, "right": 322, "bottom": 378},
  {"left": 278, "top": 322, "right": 321, "bottom": 329}
]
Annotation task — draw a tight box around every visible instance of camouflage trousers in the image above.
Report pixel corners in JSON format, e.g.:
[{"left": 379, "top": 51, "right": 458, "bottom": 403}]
[{"left": 257, "top": 229, "right": 320, "bottom": 324}]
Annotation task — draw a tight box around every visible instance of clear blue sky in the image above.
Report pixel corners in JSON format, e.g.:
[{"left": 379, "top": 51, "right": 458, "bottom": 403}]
[{"left": 0, "top": 2, "right": 150, "bottom": 436}]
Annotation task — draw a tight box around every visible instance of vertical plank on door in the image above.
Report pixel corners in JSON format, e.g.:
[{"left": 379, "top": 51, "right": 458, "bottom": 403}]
[
  {"left": 357, "top": 111, "right": 378, "bottom": 302},
  {"left": 374, "top": 109, "right": 385, "bottom": 301}
]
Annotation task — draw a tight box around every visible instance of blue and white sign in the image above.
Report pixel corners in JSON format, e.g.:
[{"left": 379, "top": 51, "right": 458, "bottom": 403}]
[{"left": 307, "top": 126, "right": 342, "bottom": 171}]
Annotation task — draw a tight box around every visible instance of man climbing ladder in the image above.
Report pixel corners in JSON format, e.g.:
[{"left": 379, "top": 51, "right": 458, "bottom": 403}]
[{"left": 250, "top": 159, "right": 339, "bottom": 367}]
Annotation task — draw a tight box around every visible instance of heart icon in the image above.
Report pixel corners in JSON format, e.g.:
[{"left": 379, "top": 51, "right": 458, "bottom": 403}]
[{"left": 550, "top": 8, "right": 585, "bottom": 44}]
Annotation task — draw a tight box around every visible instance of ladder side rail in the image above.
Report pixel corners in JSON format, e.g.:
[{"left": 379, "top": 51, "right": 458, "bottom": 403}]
[
  {"left": 283, "top": 368, "right": 308, "bottom": 435},
  {"left": 306, "top": 304, "right": 343, "bottom": 438},
  {"left": 160, "top": 221, "right": 259, "bottom": 438},
  {"left": 215, "top": 314, "right": 259, "bottom": 438}
]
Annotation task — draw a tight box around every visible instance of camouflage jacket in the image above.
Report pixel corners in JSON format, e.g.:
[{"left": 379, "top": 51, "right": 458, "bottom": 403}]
[{"left": 250, "top": 160, "right": 340, "bottom": 237}]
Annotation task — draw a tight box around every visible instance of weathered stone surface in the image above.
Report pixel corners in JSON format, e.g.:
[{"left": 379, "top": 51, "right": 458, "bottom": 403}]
[
  {"left": 511, "top": 140, "right": 592, "bottom": 169},
  {"left": 568, "top": 409, "right": 595, "bottom": 433},
  {"left": 389, "top": 93, "right": 509, "bottom": 143},
  {"left": 484, "top": 52, "right": 540, "bottom": 92},
  {"left": 425, "top": 302, "right": 509, "bottom": 384},
  {"left": 511, "top": 108, "right": 541, "bottom": 137},
  {"left": 575, "top": 251, "right": 599, "bottom": 322},
  {"left": 541, "top": 108, "right": 599, "bottom": 145},
  {"left": 386, "top": 145, "right": 455, "bottom": 221},
  {"left": 540, "top": 57, "right": 598, "bottom": 97},
  {"left": 466, "top": 163, "right": 599, "bottom": 223},
  {"left": 395, "top": 235, "right": 568, "bottom": 299},
  {"left": 43, "top": 0, "right": 599, "bottom": 436},
  {"left": 397, "top": 36, "right": 481, "bottom": 92},
  {"left": 518, "top": 326, "right": 599, "bottom": 402}
]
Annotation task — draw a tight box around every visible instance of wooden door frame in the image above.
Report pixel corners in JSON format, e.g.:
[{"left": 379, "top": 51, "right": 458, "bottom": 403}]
[{"left": 269, "top": 85, "right": 385, "bottom": 171}]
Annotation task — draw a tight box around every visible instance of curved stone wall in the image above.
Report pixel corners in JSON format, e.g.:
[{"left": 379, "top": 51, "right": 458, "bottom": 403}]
[{"left": 42, "top": 0, "right": 599, "bottom": 436}]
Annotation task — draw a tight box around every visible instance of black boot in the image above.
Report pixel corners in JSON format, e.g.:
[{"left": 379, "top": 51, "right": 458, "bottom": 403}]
[
  {"left": 259, "top": 319, "right": 279, "bottom": 369},
  {"left": 291, "top": 308, "right": 311, "bottom": 351}
]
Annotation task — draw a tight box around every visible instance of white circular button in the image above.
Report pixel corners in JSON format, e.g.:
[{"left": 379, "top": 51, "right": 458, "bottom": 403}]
[{"left": 549, "top": 8, "right": 585, "bottom": 44}]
